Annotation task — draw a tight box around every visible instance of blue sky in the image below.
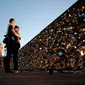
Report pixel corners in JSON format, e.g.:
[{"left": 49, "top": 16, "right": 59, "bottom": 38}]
[{"left": 0, "top": 0, "right": 77, "bottom": 55}]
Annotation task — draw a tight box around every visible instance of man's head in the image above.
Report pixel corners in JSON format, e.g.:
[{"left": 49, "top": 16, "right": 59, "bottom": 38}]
[{"left": 9, "top": 18, "right": 15, "bottom": 25}]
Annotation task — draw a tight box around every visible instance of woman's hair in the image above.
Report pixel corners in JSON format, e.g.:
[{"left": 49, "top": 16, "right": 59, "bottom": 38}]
[
  {"left": 9, "top": 18, "right": 15, "bottom": 23},
  {"left": 14, "top": 25, "right": 19, "bottom": 29}
]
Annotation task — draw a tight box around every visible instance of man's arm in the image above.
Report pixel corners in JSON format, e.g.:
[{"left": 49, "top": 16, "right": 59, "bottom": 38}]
[{"left": 11, "top": 28, "right": 21, "bottom": 39}]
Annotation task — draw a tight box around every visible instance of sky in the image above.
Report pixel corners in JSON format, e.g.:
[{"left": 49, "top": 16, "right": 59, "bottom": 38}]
[{"left": 0, "top": 0, "right": 77, "bottom": 55}]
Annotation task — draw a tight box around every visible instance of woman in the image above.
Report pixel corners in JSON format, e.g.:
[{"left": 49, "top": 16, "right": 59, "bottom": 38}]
[
  {"left": 14, "top": 25, "right": 21, "bottom": 50},
  {"left": 12, "top": 25, "right": 21, "bottom": 73}
]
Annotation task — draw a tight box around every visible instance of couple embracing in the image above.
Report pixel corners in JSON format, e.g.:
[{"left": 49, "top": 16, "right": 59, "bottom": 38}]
[{"left": 3, "top": 18, "right": 21, "bottom": 73}]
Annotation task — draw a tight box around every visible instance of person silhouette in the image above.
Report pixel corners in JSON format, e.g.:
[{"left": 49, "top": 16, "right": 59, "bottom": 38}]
[{"left": 4, "top": 18, "right": 21, "bottom": 73}]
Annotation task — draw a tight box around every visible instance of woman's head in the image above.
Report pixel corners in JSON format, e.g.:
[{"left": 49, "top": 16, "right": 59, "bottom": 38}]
[{"left": 14, "top": 25, "right": 19, "bottom": 33}]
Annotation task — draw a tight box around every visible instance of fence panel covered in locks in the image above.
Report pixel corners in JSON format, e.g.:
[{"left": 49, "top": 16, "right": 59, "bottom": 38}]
[{"left": 18, "top": 0, "right": 85, "bottom": 71}]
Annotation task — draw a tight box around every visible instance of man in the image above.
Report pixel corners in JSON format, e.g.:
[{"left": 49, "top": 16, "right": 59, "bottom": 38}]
[{"left": 4, "top": 18, "right": 21, "bottom": 73}]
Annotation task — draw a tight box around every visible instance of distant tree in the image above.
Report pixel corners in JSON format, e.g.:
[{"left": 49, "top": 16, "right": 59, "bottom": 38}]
[{"left": 0, "top": 43, "right": 3, "bottom": 55}]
